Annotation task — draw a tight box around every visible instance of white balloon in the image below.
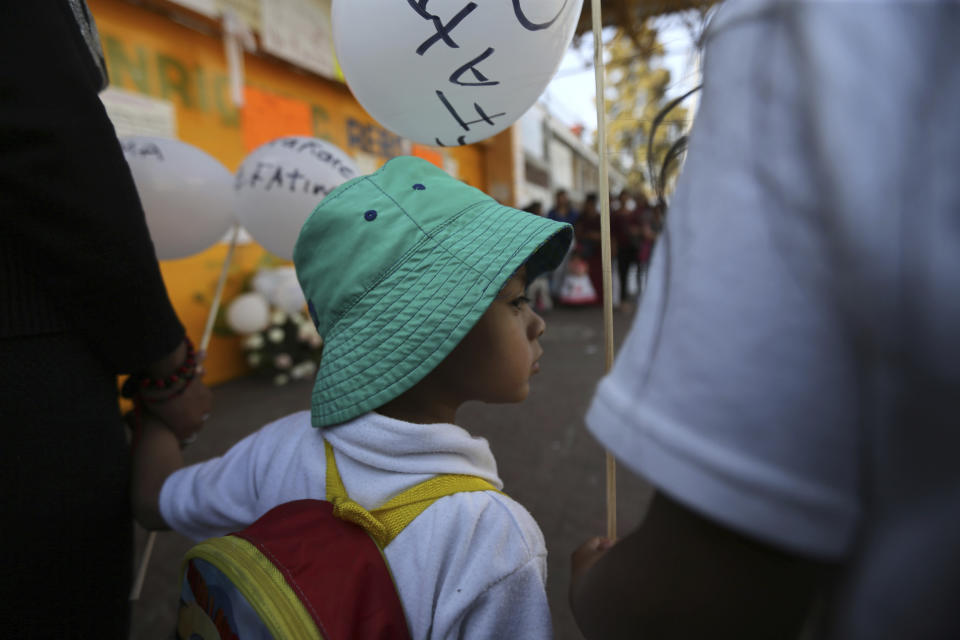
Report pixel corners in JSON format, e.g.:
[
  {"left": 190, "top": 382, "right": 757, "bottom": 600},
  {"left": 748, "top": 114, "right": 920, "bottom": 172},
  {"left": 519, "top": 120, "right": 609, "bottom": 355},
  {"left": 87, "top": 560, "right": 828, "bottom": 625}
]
[
  {"left": 251, "top": 266, "right": 304, "bottom": 314},
  {"left": 225, "top": 292, "right": 271, "bottom": 335},
  {"left": 120, "top": 136, "right": 235, "bottom": 260},
  {"left": 269, "top": 266, "right": 300, "bottom": 288},
  {"left": 235, "top": 137, "right": 358, "bottom": 260},
  {"left": 332, "top": 0, "right": 584, "bottom": 147},
  {"left": 251, "top": 269, "right": 283, "bottom": 298},
  {"left": 272, "top": 280, "right": 308, "bottom": 315}
]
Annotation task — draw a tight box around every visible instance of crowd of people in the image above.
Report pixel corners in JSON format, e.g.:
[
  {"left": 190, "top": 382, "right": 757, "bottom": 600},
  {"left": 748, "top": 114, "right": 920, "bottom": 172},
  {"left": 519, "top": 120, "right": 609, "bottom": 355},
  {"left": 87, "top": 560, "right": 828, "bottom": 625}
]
[{"left": 523, "top": 188, "right": 665, "bottom": 310}]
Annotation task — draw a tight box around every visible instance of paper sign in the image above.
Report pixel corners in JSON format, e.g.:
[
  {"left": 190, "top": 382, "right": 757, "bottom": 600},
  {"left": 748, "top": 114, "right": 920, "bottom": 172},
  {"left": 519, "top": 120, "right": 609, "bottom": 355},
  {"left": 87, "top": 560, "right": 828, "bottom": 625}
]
[
  {"left": 100, "top": 87, "right": 177, "bottom": 139},
  {"left": 351, "top": 151, "right": 381, "bottom": 175},
  {"left": 217, "top": 0, "right": 262, "bottom": 32},
  {"left": 262, "top": 0, "right": 337, "bottom": 80},
  {"left": 411, "top": 144, "right": 444, "bottom": 169},
  {"left": 443, "top": 155, "right": 459, "bottom": 179},
  {"left": 242, "top": 86, "right": 312, "bottom": 151},
  {"left": 168, "top": 0, "right": 218, "bottom": 17}
]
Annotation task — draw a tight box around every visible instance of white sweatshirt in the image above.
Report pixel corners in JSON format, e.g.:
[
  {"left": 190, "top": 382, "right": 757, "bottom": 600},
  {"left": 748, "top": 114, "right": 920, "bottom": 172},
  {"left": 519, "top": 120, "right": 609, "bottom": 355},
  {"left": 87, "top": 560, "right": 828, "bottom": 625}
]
[{"left": 160, "top": 411, "right": 551, "bottom": 639}]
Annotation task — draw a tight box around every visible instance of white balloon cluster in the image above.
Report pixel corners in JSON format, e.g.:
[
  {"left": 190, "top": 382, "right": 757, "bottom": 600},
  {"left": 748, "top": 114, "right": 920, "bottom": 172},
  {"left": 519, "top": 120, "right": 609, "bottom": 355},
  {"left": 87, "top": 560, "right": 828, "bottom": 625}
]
[
  {"left": 124, "top": 134, "right": 359, "bottom": 264},
  {"left": 227, "top": 267, "right": 322, "bottom": 385}
]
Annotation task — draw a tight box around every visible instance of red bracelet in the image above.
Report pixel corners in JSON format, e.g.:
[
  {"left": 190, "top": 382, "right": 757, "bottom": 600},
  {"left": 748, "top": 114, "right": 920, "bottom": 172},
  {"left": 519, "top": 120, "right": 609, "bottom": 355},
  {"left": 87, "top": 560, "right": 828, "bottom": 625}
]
[
  {"left": 121, "top": 337, "right": 197, "bottom": 400},
  {"left": 140, "top": 375, "right": 194, "bottom": 404}
]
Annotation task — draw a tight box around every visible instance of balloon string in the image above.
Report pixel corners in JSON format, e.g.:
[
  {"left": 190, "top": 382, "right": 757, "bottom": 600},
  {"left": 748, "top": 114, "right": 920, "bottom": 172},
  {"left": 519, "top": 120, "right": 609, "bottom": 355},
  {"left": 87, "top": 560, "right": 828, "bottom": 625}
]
[
  {"left": 130, "top": 224, "right": 240, "bottom": 602},
  {"left": 591, "top": 0, "right": 617, "bottom": 542}
]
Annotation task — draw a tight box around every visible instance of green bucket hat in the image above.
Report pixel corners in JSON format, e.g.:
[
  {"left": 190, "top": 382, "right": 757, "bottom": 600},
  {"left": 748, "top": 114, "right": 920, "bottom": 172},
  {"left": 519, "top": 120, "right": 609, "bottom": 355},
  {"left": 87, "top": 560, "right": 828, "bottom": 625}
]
[{"left": 294, "top": 156, "right": 572, "bottom": 428}]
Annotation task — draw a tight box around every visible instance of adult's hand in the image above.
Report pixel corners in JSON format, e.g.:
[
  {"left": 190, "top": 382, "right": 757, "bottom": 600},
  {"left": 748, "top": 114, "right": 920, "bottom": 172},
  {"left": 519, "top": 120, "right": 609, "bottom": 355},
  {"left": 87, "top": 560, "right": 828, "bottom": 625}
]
[{"left": 140, "top": 340, "right": 213, "bottom": 442}]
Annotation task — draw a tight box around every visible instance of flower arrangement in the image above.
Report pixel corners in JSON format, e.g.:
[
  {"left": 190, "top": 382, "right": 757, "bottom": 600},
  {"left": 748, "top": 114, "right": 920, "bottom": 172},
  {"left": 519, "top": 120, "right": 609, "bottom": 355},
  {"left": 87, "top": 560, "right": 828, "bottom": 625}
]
[
  {"left": 224, "top": 266, "right": 323, "bottom": 386},
  {"left": 241, "top": 309, "right": 322, "bottom": 386}
]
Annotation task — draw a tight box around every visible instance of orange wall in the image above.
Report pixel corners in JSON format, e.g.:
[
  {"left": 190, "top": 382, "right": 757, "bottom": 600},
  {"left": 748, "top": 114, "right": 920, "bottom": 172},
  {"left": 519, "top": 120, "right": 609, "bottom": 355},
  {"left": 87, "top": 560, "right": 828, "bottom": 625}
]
[{"left": 88, "top": 0, "right": 490, "bottom": 384}]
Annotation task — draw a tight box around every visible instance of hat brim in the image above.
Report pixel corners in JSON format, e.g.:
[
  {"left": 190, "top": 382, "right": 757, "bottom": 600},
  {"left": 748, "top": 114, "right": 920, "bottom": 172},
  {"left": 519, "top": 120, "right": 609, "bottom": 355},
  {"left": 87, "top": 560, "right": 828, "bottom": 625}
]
[{"left": 311, "top": 202, "right": 572, "bottom": 427}]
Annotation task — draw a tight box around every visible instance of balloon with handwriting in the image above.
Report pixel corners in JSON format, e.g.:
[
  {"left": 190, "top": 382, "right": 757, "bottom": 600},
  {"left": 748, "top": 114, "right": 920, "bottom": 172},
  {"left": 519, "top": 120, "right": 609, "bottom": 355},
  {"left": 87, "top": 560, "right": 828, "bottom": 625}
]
[
  {"left": 235, "top": 137, "right": 358, "bottom": 260},
  {"left": 332, "top": 0, "right": 584, "bottom": 147},
  {"left": 120, "top": 136, "right": 235, "bottom": 260}
]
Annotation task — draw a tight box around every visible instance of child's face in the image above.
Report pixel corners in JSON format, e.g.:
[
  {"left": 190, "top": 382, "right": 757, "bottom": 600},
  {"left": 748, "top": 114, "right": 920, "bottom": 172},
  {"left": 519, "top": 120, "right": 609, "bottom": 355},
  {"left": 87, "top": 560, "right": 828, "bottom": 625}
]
[{"left": 431, "top": 267, "right": 546, "bottom": 405}]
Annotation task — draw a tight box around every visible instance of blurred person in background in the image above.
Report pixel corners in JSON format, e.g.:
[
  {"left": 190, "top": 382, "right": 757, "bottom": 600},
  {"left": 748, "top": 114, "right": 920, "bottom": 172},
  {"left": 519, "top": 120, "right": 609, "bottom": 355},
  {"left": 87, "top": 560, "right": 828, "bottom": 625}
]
[
  {"left": 523, "top": 200, "right": 544, "bottom": 217},
  {"left": 547, "top": 188, "right": 579, "bottom": 225},
  {"left": 524, "top": 201, "right": 553, "bottom": 311},
  {"left": 612, "top": 190, "right": 647, "bottom": 307},
  {"left": 635, "top": 198, "right": 661, "bottom": 296},
  {"left": 572, "top": 193, "right": 610, "bottom": 306},
  {"left": 549, "top": 189, "right": 579, "bottom": 296}
]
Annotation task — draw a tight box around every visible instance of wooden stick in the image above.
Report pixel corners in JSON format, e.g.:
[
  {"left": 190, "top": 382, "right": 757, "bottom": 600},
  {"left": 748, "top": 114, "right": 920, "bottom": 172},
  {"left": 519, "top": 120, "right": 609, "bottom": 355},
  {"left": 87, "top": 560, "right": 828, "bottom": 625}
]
[
  {"left": 591, "top": 0, "right": 617, "bottom": 541},
  {"left": 130, "top": 225, "right": 240, "bottom": 601},
  {"left": 128, "top": 527, "right": 156, "bottom": 602},
  {"left": 201, "top": 224, "right": 241, "bottom": 353}
]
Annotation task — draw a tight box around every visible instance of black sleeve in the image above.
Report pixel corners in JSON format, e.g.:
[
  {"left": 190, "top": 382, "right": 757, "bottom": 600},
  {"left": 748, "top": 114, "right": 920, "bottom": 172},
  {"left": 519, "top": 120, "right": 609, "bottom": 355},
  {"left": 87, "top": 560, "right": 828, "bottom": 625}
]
[{"left": 0, "top": 2, "right": 184, "bottom": 373}]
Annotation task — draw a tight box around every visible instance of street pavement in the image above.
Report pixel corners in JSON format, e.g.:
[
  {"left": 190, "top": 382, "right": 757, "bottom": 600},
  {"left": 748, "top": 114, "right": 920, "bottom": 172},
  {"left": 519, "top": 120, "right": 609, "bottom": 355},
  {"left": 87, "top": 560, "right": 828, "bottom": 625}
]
[{"left": 129, "top": 305, "right": 653, "bottom": 640}]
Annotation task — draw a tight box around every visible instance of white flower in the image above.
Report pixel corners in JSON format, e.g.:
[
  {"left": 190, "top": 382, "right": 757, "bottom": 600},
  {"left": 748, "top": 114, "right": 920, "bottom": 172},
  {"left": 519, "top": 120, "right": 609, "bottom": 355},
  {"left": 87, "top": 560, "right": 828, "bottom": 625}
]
[
  {"left": 244, "top": 334, "right": 265, "bottom": 350},
  {"left": 290, "top": 361, "right": 318, "bottom": 380},
  {"left": 247, "top": 353, "right": 262, "bottom": 367},
  {"left": 297, "top": 321, "right": 318, "bottom": 342},
  {"left": 267, "top": 327, "right": 285, "bottom": 343},
  {"left": 273, "top": 373, "right": 289, "bottom": 386},
  {"left": 273, "top": 353, "right": 293, "bottom": 370},
  {"left": 271, "top": 310, "right": 288, "bottom": 325}
]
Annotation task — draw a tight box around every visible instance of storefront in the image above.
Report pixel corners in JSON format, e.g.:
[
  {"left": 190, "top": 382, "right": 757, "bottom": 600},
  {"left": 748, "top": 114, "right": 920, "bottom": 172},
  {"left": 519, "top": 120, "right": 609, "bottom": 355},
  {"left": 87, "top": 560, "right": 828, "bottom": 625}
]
[{"left": 88, "top": 0, "right": 516, "bottom": 383}]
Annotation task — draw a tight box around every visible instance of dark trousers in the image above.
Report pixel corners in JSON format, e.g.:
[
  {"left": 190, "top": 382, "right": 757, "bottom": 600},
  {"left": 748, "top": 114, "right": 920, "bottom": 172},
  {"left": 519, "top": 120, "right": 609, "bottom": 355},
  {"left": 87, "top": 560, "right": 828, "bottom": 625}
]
[
  {"left": 617, "top": 245, "right": 638, "bottom": 301},
  {"left": 0, "top": 332, "right": 131, "bottom": 638}
]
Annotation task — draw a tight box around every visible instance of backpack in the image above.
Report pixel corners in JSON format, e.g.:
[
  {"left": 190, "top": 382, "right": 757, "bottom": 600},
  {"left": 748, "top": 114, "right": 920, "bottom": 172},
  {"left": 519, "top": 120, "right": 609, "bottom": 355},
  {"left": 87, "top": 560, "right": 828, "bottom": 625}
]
[{"left": 175, "top": 441, "right": 500, "bottom": 639}]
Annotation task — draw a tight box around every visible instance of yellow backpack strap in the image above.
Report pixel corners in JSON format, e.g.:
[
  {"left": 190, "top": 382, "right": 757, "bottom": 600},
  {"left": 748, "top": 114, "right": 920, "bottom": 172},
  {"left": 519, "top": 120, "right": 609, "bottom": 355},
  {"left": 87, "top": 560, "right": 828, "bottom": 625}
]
[{"left": 325, "top": 441, "right": 501, "bottom": 548}]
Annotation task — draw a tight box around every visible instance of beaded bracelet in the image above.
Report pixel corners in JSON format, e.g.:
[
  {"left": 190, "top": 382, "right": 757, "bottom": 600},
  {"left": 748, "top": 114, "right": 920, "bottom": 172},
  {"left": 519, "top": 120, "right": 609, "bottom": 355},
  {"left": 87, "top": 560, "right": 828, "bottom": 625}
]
[{"left": 121, "top": 337, "right": 197, "bottom": 401}]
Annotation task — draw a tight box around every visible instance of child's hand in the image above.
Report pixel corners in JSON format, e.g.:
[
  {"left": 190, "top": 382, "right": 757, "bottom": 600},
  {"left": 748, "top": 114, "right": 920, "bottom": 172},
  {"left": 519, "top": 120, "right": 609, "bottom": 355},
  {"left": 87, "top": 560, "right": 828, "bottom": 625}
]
[
  {"left": 571, "top": 536, "right": 614, "bottom": 586},
  {"left": 569, "top": 536, "right": 616, "bottom": 636},
  {"left": 143, "top": 376, "right": 211, "bottom": 444},
  {"left": 130, "top": 411, "right": 191, "bottom": 530}
]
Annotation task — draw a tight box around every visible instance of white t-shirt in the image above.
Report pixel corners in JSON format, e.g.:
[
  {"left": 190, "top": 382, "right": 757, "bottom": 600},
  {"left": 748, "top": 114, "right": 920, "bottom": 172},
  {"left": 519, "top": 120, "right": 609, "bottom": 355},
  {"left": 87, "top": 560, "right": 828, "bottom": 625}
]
[
  {"left": 160, "top": 411, "right": 551, "bottom": 640},
  {"left": 587, "top": 1, "right": 960, "bottom": 637}
]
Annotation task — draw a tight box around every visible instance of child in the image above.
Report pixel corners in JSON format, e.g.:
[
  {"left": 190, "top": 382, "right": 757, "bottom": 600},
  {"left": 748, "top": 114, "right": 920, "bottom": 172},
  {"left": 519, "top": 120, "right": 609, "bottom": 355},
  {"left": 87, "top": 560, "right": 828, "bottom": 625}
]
[{"left": 132, "top": 156, "right": 572, "bottom": 639}]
